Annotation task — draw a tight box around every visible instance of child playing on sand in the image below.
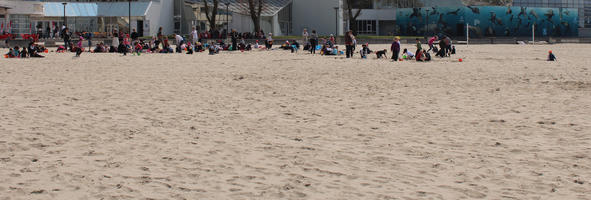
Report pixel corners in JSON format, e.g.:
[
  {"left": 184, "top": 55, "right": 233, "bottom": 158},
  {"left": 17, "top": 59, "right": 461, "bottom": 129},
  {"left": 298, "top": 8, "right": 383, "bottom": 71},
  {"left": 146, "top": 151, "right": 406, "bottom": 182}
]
[
  {"left": 547, "top": 50, "right": 556, "bottom": 61},
  {"left": 360, "top": 44, "right": 372, "bottom": 59},
  {"left": 76, "top": 36, "right": 84, "bottom": 57},
  {"left": 415, "top": 38, "right": 422, "bottom": 57},
  {"left": 402, "top": 48, "right": 414, "bottom": 60}
]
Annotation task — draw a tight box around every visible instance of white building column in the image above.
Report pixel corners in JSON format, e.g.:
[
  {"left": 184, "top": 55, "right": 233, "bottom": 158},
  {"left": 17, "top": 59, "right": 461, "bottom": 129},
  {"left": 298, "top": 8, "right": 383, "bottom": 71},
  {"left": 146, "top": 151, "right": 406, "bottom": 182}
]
[
  {"left": 272, "top": 14, "right": 281, "bottom": 36},
  {"left": 337, "top": 0, "right": 344, "bottom": 36}
]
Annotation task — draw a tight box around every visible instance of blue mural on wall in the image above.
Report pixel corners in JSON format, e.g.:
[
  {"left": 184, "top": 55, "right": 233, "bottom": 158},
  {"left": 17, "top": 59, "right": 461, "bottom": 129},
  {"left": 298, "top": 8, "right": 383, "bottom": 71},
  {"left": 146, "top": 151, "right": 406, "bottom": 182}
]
[{"left": 396, "top": 6, "right": 579, "bottom": 37}]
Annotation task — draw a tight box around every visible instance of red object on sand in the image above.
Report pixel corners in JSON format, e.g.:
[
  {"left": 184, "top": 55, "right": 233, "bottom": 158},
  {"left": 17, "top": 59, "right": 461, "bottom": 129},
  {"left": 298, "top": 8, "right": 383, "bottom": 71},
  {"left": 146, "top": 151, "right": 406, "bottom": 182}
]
[{"left": 459, "top": 58, "right": 463, "bottom": 62}]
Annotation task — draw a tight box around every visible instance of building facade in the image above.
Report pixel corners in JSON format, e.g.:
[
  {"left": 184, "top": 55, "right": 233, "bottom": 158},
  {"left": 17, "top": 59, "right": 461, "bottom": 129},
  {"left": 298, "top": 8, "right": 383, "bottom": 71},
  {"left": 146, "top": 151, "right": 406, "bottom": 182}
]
[{"left": 512, "top": 0, "right": 591, "bottom": 36}]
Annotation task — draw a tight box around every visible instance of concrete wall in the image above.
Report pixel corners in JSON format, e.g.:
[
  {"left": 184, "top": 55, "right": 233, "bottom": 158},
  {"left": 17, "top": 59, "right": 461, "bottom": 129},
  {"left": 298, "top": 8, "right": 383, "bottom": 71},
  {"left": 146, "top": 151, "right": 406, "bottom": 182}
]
[
  {"left": 145, "top": 0, "right": 174, "bottom": 36},
  {"left": 230, "top": 13, "right": 254, "bottom": 33},
  {"left": 2, "top": 0, "right": 43, "bottom": 15},
  {"left": 291, "top": 0, "right": 343, "bottom": 36},
  {"left": 229, "top": 14, "right": 276, "bottom": 35}
]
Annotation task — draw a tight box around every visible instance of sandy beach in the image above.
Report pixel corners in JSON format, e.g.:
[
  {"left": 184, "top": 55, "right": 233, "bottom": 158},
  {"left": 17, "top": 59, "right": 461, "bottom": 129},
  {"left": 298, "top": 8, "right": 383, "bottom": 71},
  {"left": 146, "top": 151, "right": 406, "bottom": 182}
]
[{"left": 0, "top": 44, "right": 590, "bottom": 199}]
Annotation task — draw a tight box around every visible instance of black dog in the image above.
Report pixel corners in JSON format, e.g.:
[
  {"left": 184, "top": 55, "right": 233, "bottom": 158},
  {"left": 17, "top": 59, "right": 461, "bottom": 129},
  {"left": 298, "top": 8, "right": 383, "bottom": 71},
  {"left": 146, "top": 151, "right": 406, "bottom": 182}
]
[{"left": 376, "top": 49, "right": 388, "bottom": 59}]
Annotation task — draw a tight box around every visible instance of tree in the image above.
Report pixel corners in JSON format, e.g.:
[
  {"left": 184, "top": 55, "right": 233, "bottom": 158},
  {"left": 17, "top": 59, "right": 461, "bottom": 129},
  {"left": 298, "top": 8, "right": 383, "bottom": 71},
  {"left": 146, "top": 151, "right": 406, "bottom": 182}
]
[
  {"left": 345, "top": 0, "right": 363, "bottom": 35},
  {"left": 247, "top": 0, "right": 264, "bottom": 33},
  {"left": 202, "top": 0, "right": 219, "bottom": 31}
]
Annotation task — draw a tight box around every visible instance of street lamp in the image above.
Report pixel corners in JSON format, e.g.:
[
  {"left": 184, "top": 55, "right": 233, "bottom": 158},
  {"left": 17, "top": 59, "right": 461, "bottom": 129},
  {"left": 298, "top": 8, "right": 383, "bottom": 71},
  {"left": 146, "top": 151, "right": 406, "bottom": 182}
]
[
  {"left": 425, "top": 8, "right": 429, "bottom": 37},
  {"left": 128, "top": 0, "right": 131, "bottom": 34},
  {"left": 225, "top": 2, "right": 230, "bottom": 35},
  {"left": 62, "top": 2, "right": 67, "bottom": 28},
  {"left": 333, "top": 7, "right": 338, "bottom": 36}
]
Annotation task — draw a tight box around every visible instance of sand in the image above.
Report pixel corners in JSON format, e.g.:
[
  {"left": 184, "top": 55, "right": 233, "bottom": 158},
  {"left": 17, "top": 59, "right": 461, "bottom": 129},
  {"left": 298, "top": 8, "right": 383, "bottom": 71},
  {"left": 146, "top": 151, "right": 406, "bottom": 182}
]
[{"left": 0, "top": 44, "right": 590, "bottom": 200}]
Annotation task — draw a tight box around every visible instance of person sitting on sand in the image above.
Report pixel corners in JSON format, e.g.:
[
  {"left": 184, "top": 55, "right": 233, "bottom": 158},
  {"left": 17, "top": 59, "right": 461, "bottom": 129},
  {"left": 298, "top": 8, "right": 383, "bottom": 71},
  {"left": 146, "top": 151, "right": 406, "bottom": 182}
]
[
  {"left": 417, "top": 50, "right": 431, "bottom": 62},
  {"left": 208, "top": 42, "right": 220, "bottom": 55},
  {"left": 93, "top": 43, "right": 103, "bottom": 53},
  {"left": 5, "top": 47, "right": 19, "bottom": 58},
  {"left": 4, "top": 48, "right": 13, "bottom": 58},
  {"left": 360, "top": 44, "right": 372, "bottom": 59},
  {"left": 281, "top": 40, "right": 292, "bottom": 50},
  {"left": 195, "top": 42, "right": 204, "bottom": 52},
  {"left": 254, "top": 40, "right": 260, "bottom": 49},
  {"left": 265, "top": 33, "right": 273, "bottom": 50},
  {"left": 28, "top": 42, "right": 44, "bottom": 58},
  {"left": 185, "top": 42, "right": 193, "bottom": 54},
  {"left": 290, "top": 40, "right": 300, "bottom": 53},
  {"left": 548, "top": 50, "right": 556, "bottom": 61},
  {"left": 402, "top": 48, "right": 414, "bottom": 60},
  {"left": 133, "top": 42, "right": 143, "bottom": 55},
  {"left": 20, "top": 45, "right": 28, "bottom": 58}
]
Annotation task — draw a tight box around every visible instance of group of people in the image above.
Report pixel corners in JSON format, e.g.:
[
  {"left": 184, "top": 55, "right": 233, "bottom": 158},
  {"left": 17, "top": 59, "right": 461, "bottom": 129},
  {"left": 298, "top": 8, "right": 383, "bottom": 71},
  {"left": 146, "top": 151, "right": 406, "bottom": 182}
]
[
  {"left": 4, "top": 25, "right": 562, "bottom": 62},
  {"left": 4, "top": 42, "right": 47, "bottom": 58}
]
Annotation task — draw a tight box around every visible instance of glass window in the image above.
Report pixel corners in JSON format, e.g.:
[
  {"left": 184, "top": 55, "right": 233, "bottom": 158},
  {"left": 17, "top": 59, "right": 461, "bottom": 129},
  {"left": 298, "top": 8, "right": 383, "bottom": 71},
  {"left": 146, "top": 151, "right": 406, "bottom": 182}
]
[{"left": 10, "top": 14, "right": 31, "bottom": 37}]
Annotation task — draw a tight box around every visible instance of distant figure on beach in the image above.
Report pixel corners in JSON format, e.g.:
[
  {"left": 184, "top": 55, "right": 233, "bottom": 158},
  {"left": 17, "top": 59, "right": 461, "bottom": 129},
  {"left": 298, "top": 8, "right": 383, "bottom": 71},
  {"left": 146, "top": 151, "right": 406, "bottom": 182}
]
[
  {"left": 391, "top": 36, "right": 401, "bottom": 61},
  {"left": 191, "top": 27, "right": 199, "bottom": 44},
  {"left": 402, "top": 48, "right": 414, "bottom": 60},
  {"left": 111, "top": 29, "right": 119, "bottom": 51},
  {"left": 131, "top": 28, "right": 139, "bottom": 42},
  {"left": 265, "top": 33, "right": 273, "bottom": 49},
  {"left": 302, "top": 28, "right": 309, "bottom": 43},
  {"left": 415, "top": 38, "right": 422, "bottom": 57},
  {"left": 309, "top": 30, "right": 318, "bottom": 54},
  {"left": 548, "top": 50, "right": 556, "bottom": 61},
  {"left": 76, "top": 36, "right": 84, "bottom": 57},
  {"left": 428, "top": 35, "right": 438, "bottom": 52},
  {"left": 157, "top": 27, "right": 164, "bottom": 48},
  {"left": 345, "top": 30, "right": 354, "bottom": 58},
  {"left": 62, "top": 28, "right": 71, "bottom": 51},
  {"left": 359, "top": 43, "right": 372, "bottom": 59}
]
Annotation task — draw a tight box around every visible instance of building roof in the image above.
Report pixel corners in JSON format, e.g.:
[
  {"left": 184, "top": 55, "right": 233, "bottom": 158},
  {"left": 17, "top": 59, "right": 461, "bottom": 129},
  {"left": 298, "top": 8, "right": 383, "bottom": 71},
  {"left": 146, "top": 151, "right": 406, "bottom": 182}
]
[
  {"left": 0, "top": 5, "right": 12, "bottom": 9},
  {"left": 43, "top": 2, "right": 151, "bottom": 17},
  {"left": 186, "top": 0, "right": 291, "bottom": 17}
]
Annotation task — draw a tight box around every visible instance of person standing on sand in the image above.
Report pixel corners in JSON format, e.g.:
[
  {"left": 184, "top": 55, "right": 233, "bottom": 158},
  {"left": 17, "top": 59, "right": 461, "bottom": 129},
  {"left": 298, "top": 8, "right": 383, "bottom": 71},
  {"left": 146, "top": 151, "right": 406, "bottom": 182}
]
[
  {"left": 428, "top": 35, "right": 437, "bottom": 52},
  {"left": 391, "top": 36, "right": 401, "bottom": 61},
  {"left": 76, "top": 36, "right": 84, "bottom": 57},
  {"left": 302, "top": 28, "right": 309, "bottom": 44},
  {"left": 309, "top": 30, "right": 318, "bottom": 54},
  {"left": 157, "top": 27, "right": 164, "bottom": 48},
  {"left": 231, "top": 29, "right": 238, "bottom": 51},
  {"left": 415, "top": 38, "right": 422, "bottom": 57},
  {"left": 266, "top": 33, "right": 273, "bottom": 50},
  {"left": 345, "top": 30, "right": 354, "bottom": 58},
  {"left": 191, "top": 27, "right": 199, "bottom": 45},
  {"left": 131, "top": 28, "right": 139, "bottom": 42},
  {"left": 63, "top": 28, "right": 71, "bottom": 51},
  {"left": 111, "top": 29, "right": 119, "bottom": 51}
]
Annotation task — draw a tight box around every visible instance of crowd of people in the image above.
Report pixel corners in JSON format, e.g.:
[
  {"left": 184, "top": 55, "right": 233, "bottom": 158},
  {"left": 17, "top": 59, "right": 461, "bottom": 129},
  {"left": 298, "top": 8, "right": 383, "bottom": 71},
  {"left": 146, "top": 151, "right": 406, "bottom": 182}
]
[
  {"left": 4, "top": 26, "right": 560, "bottom": 62},
  {"left": 4, "top": 41, "right": 47, "bottom": 58}
]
